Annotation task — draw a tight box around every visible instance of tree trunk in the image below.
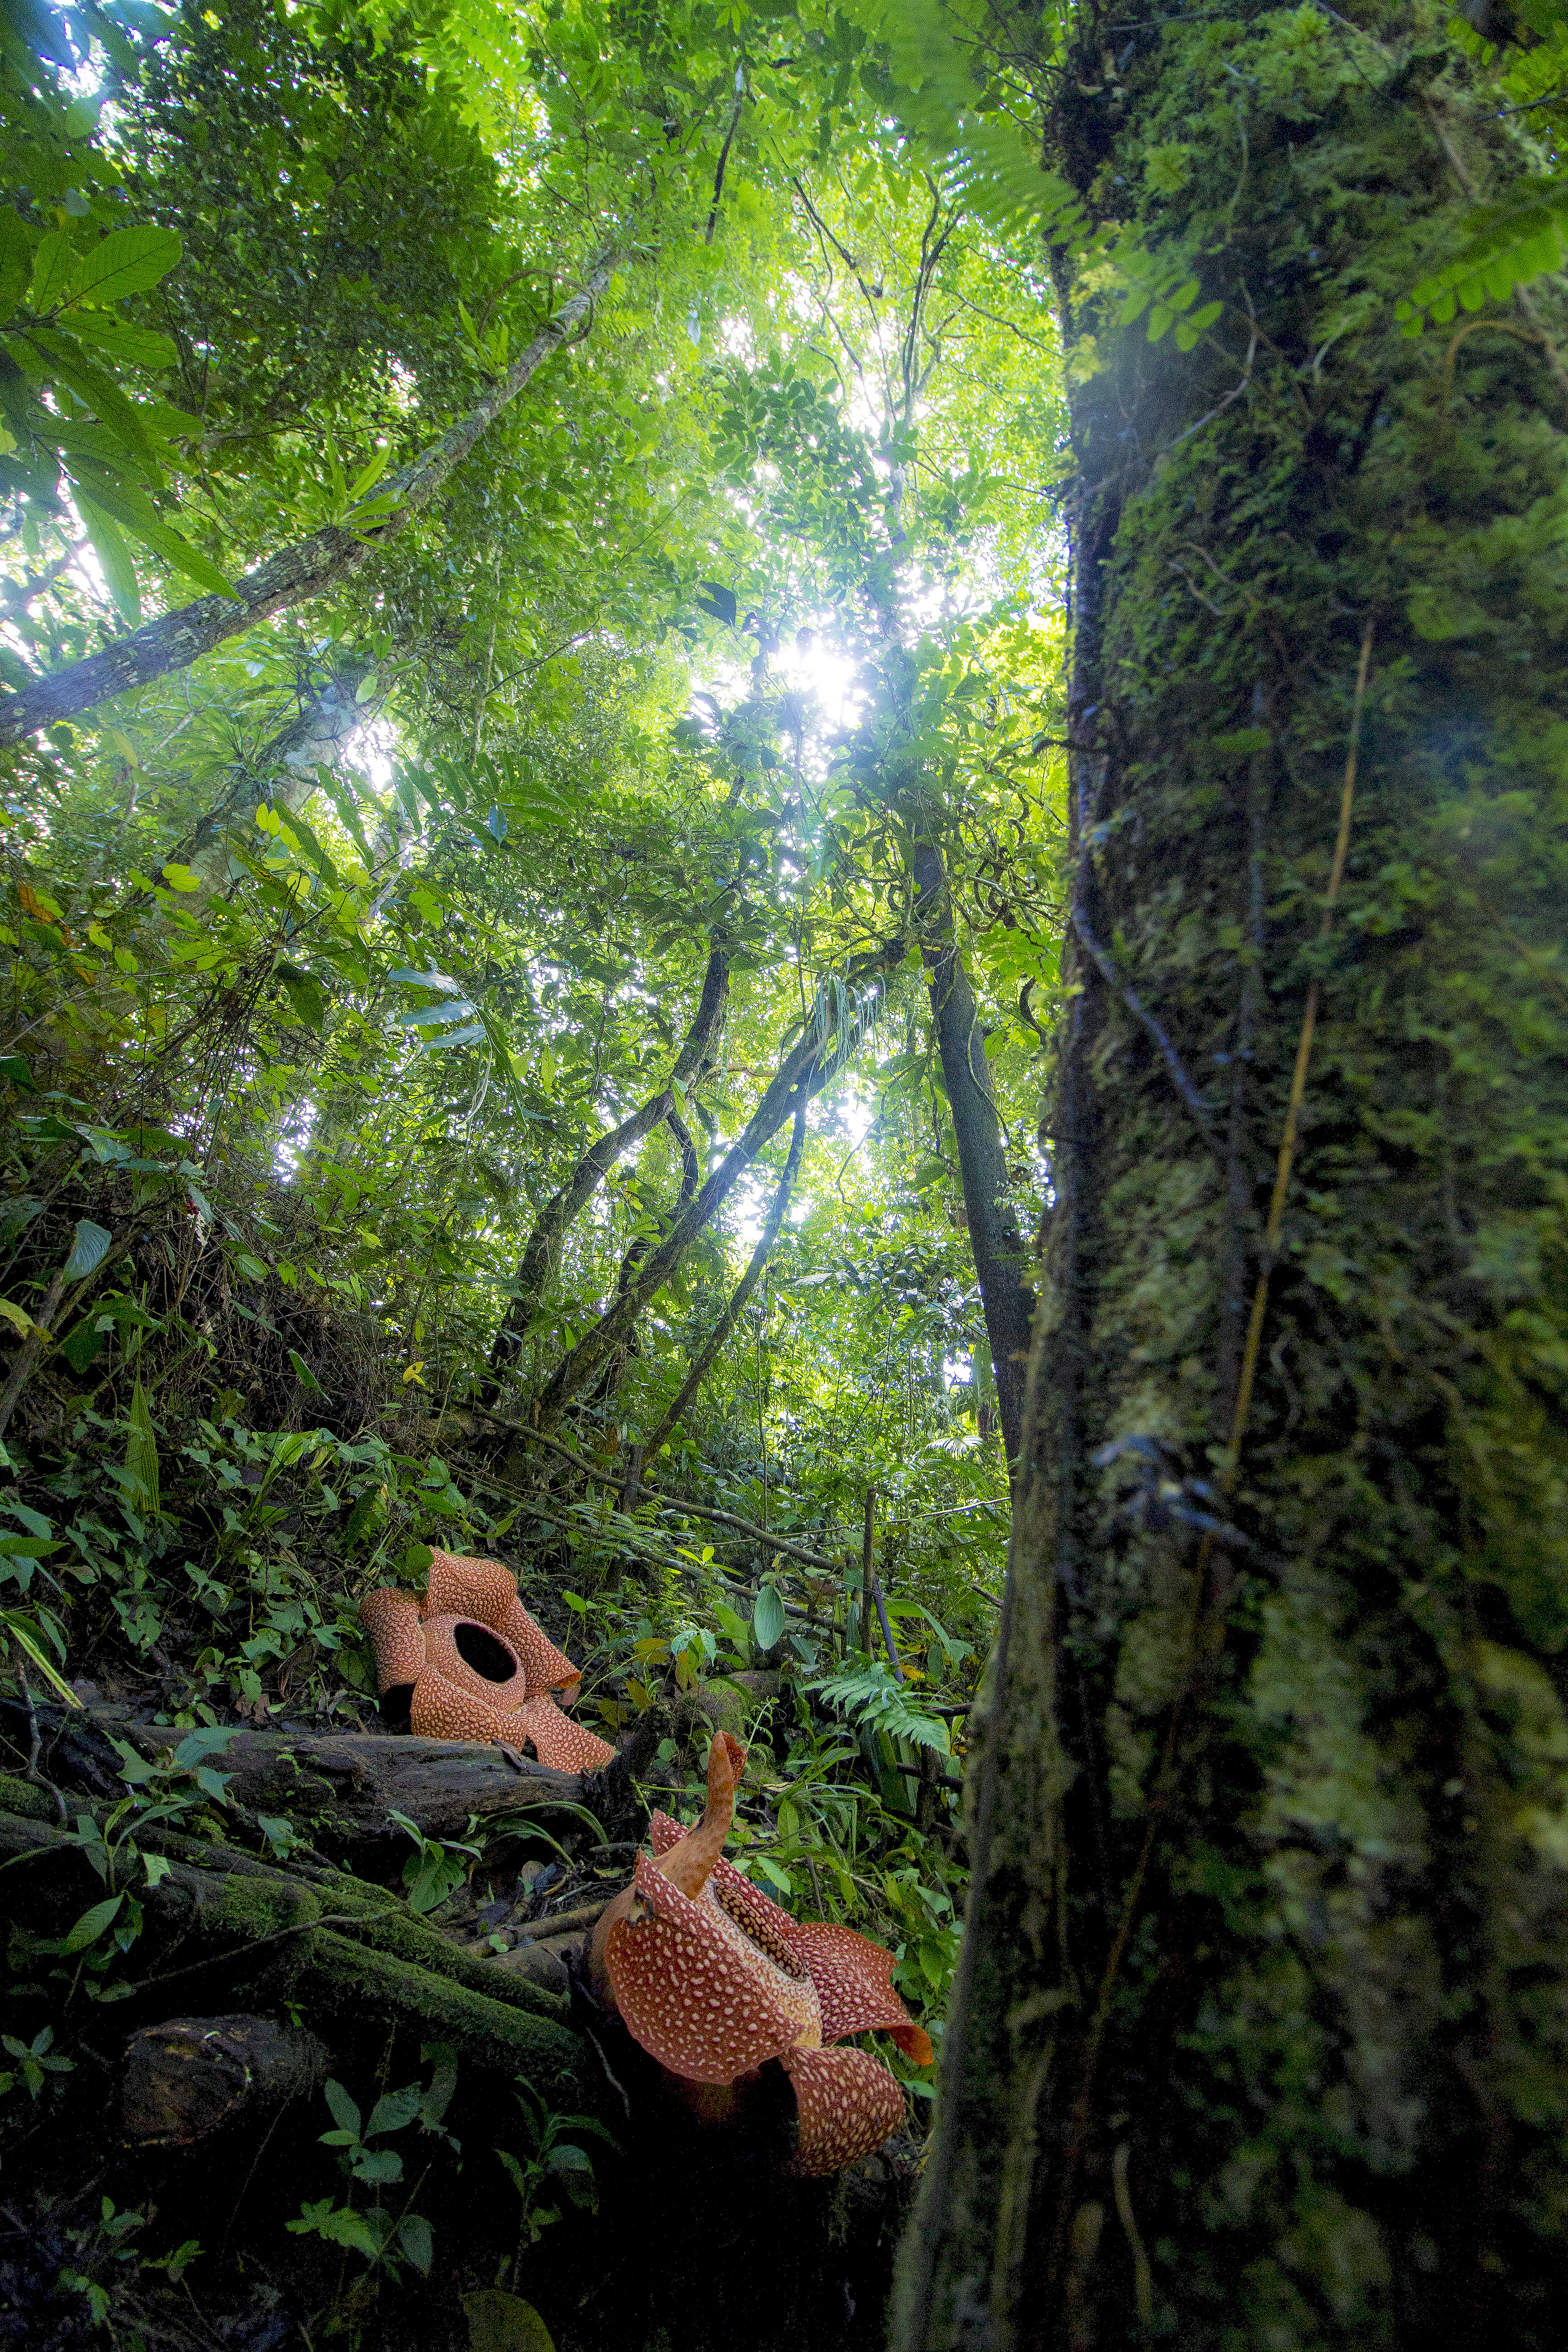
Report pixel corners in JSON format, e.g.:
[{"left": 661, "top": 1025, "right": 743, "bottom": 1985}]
[
  {"left": 899, "top": 12, "right": 1568, "bottom": 2352},
  {"left": 535, "top": 937, "right": 902, "bottom": 1423},
  {"left": 486, "top": 945, "right": 729, "bottom": 1389},
  {"left": 643, "top": 1104, "right": 807, "bottom": 1456},
  {"left": 911, "top": 836, "right": 1034, "bottom": 1468},
  {"left": 0, "top": 262, "right": 614, "bottom": 748}
]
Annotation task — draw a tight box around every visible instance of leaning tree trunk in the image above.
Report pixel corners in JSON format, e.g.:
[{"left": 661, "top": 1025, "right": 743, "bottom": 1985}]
[
  {"left": 911, "top": 835, "right": 1034, "bottom": 1469},
  {"left": 900, "top": 11, "right": 1568, "bottom": 2352}
]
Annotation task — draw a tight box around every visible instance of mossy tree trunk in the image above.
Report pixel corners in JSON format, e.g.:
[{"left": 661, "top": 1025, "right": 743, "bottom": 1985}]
[{"left": 899, "top": 8, "right": 1568, "bottom": 2350}]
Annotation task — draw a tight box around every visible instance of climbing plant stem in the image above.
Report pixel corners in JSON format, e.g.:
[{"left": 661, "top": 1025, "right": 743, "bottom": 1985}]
[{"left": 1224, "top": 615, "right": 1375, "bottom": 1481}]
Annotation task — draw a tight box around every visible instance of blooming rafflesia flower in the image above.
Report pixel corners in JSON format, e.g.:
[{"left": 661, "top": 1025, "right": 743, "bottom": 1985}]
[
  {"left": 359, "top": 1550, "right": 615, "bottom": 1773},
  {"left": 590, "top": 1732, "right": 933, "bottom": 2175}
]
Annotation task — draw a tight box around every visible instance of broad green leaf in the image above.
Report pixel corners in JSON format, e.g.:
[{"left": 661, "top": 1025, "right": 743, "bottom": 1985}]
[
  {"left": 76, "top": 494, "right": 138, "bottom": 630},
  {"left": 63, "top": 1893, "right": 122, "bottom": 1951},
  {"left": 752, "top": 1583, "right": 786, "bottom": 1650},
  {"left": 323, "top": 2078, "right": 361, "bottom": 2138},
  {"left": 366, "top": 2083, "right": 423, "bottom": 2138},
  {"left": 66, "top": 226, "right": 183, "bottom": 308},
  {"left": 0, "top": 206, "right": 34, "bottom": 316},
  {"left": 65, "top": 467, "right": 236, "bottom": 598},
  {"left": 397, "top": 2213, "right": 434, "bottom": 2275},
  {"left": 29, "top": 229, "right": 76, "bottom": 310},
  {"left": 32, "top": 331, "right": 156, "bottom": 461},
  {"left": 70, "top": 314, "right": 179, "bottom": 370},
  {"left": 399, "top": 1001, "right": 475, "bottom": 1026},
  {"left": 463, "top": 2291, "right": 557, "bottom": 2352},
  {"left": 62, "top": 1219, "right": 113, "bottom": 1283}
]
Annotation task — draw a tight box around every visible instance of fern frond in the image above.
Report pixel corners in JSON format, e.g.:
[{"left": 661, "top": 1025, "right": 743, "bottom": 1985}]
[
  {"left": 808, "top": 1662, "right": 953, "bottom": 1753},
  {"left": 1398, "top": 180, "right": 1568, "bottom": 334}
]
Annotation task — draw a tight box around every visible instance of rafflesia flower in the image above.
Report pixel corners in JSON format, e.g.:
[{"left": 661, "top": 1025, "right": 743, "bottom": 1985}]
[
  {"left": 589, "top": 1732, "right": 933, "bottom": 2174},
  {"left": 359, "top": 1550, "right": 615, "bottom": 1773}
]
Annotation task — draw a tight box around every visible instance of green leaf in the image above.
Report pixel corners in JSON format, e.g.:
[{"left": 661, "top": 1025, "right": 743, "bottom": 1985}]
[
  {"left": 1211, "top": 727, "right": 1272, "bottom": 757},
  {"left": 63, "top": 1219, "right": 113, "bottom": 1283},
  {"left": 1174, "top": 299, "right": 1223, "bottom": 351},
  {"left": 76, "top": 495, "right": 140, "bottom": 625},
  {"left": 287, "top": 1347, "right": 328, "bottom": 1396},
  {"left": 124, "top": 1376, "right": 159, "bottom": 1514},
  {"left": 1403, "top": 180, "right": 1568, "bottom": 332},
  {"left": 397, "top": 2212, "right": 434, "bottom": 2275},
  {"left": 69, "top": 313, "right": 179, "bottom": 371},
  {"left": 752, "top": 1584, "right": 786, "bottom": 1651},
  {"left": 29, "top": 229, "right": 76, "bottom": 311},
  {"left": 366, "top": 2083, "right": 423, "bottom": 2138},
  {"left": 276, "top": 960, "right": 330, "bottom": 1029},
  {"left": 66, "top": 225, "right": 183, "bottom": 308},
  {"left": 31, "top": 329, "right": 157, "bottom": 462},
  {"left": 63, "top": 1893, "right": 122, "bottom": 1951},
  {"left": 64, "top": 465, "right": 236, "bottom": 599},
  {"left": 463, "top": 2291, "right": 558, "bottom": 2352},
  {"left": 171, "top": 1725, "right": 237, "bottom": 1769},
  {"left": 323, "top": 2078, "right": 361, "bottom": 2138},
  {"left": 0, "top": 207, "right": 33, "bottom": 318}
]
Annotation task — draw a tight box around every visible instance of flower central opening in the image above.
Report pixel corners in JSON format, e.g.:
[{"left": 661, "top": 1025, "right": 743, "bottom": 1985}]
[{"left": 451, "top": 1621, "right": 517, "bottom": 1682}]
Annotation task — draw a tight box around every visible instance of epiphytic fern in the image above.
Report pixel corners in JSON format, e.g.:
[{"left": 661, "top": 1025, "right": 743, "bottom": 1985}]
[{"left": 1397, "top": 180, "right": 1568, "bottom": 335}]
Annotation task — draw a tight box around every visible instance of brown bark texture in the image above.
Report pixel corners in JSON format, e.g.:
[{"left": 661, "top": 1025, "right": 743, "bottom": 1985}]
[{"left": 122, "top": 2013, "right": 328, "bottom": 2146}]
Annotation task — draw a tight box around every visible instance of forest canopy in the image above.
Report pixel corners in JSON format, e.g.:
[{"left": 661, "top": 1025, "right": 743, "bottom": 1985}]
[{"left": 1, "top": 3, "right": 1567, "bottom": 2350}]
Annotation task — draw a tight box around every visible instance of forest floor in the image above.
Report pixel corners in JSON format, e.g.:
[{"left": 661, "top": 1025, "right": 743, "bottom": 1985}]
[{"left": 0, "top": 1649, "right": 922, "bottom": 2352}]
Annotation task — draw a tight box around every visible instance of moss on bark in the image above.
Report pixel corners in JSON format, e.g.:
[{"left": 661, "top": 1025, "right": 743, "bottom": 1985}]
[{"left": 899, "top": 8, "right": 1568, "bottom": 2349}]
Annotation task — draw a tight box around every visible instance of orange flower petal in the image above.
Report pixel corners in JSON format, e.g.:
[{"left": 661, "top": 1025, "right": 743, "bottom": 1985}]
[
  {"left": 779, "top": 2045, "right": 905, "bottom": 2175},
  {"left": 410, "top": 1666, "right": 503, "bottom": 1743},
  {"left": 499, "top": 1594, "right": 583, "bottom": 1699},
  {"left": 425, "top": 1550, "right": 517, "bottom": 1627},
  {"left": 652, "top": 1733, "right": 742, "bottom": 1899},
  {"left": 359, "top": 1588, "right": 425, "bottom": 1695},
  {"left": 604, "top": 1856, "right": 797, "bottom": 2083},
  {"left": 506, "top": 1693, "right": 615, "bottom": 1773},
  {"left": 653, "top": 1840, "right": 932, "bottom": 2061},
  {"left": 785, "top": 1922, "right": 933, "bottom": 2063}
]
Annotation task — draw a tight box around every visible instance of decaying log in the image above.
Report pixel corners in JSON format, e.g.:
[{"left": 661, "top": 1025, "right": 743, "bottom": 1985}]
[
  {"left": 123, "top": 2014, "right": 327, "bottom": 2146},
  {"left": 0, "top": 1775, "right": 606, "bottom": 2108},
  {"left": 4, "top": 1699, "right": 588, "bottom": 1852}
]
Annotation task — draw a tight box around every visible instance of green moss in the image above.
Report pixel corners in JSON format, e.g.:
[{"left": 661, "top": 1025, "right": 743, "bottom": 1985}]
[
  {"left": 300, "top": 1928, "right": 598, "bottom": 2105},
  {"left": 905, "top": 6, "right": 1568, "bottom": 2346},
  {"left": 0, "top": 1772, "right": 62, "bottom": 1823}
]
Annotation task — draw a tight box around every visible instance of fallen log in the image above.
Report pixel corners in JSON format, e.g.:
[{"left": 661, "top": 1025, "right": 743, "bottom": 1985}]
[
  {"left": 5, "top": 1697, "right": 589, "bottom": 1852},
  {"left": 0, "top": 1776, "right": 606, "bottom": 2107},
  {"left": 123, "top": 2014, "right": 328, "bottom": 2147}
]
